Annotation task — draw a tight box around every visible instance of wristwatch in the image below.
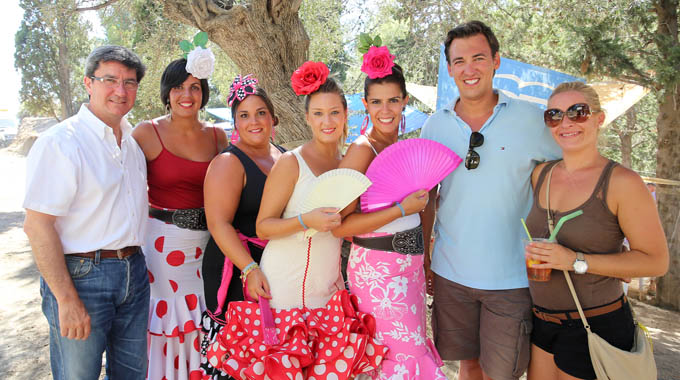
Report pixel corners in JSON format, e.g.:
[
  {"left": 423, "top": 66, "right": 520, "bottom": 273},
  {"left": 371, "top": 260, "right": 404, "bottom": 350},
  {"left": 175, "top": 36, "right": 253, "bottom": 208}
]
[{"left": 573, "top": 252, "right": 588, "bottom": 274}]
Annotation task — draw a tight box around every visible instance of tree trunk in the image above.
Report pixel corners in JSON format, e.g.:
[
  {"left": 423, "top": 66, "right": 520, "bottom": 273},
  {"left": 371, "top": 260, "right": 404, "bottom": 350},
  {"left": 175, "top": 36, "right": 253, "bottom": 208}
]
[
  {"left": 617, "top": 106, "right": 635, "bottom": 168},
  {"left": 56, "top": 14, "right": 75, "bottom": 119},
  {"left": 654, "top": 0, "right": 680, "bottom": 310},
  {"left": 162, "top": 0, "right": 311, "bottom": 144}
]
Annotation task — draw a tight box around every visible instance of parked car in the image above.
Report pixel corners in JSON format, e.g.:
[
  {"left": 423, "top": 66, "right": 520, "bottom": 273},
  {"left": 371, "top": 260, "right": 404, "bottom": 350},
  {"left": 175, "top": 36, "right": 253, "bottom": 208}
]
[{"left": 0, "top": 119, "right": 17, "bottom": 143}]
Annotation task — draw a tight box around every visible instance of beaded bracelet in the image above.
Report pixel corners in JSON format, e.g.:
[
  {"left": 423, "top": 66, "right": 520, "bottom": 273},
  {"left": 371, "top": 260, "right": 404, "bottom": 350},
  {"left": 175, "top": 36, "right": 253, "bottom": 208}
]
[
  {"left": 297, "top": 214, "right": 309, "bottom": 230},
  {"left": 395, "top": 202, "right": 406, "bottom": 218},
  {"left": 240, "top": 261, "right": 259, "bottom": 281}
]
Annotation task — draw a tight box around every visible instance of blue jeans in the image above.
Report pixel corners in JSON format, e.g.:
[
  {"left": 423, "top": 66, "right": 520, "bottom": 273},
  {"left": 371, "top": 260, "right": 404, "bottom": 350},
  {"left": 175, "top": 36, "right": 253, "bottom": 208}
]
[{"left": 41, "top": 250, "right": 150, "bottom": 380}]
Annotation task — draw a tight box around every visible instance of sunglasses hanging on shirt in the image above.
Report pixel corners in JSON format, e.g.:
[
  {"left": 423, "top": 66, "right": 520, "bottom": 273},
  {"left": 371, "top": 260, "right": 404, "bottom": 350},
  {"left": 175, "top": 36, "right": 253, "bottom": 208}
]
[{"left": 465, "top": 131, "right": 484, "bottom": 170}]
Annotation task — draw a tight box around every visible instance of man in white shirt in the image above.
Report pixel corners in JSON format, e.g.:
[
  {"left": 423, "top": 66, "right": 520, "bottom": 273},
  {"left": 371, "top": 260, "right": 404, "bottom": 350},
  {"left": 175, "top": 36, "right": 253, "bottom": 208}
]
[{"left": 23, "top": 45, "right": 149, "bottom": 380}]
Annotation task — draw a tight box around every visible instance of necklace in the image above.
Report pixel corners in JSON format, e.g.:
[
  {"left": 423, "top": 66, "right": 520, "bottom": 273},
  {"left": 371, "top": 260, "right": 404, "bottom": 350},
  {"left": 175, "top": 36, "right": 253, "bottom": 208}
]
[{"left": 559, "top": 161, "right": 580, "bottom": 189}]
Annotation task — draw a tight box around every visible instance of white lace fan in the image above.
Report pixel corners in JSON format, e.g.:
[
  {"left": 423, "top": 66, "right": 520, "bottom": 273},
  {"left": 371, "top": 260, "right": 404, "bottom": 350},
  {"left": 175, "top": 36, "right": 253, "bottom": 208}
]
[{"left": 301, "top": 168, "right": 372, "bottom": 237}]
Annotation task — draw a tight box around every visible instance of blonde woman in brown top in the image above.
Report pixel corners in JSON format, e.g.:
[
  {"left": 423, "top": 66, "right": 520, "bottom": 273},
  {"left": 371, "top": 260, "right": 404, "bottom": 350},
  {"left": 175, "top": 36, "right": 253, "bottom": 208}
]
[{"left": 523, "top": 81, "right": 668, "bottom": 380}]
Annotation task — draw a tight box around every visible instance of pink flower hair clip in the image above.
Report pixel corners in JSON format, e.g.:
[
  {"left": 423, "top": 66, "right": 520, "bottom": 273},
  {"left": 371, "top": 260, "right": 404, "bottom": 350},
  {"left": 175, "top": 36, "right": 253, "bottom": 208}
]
[
  {"left": 361, "top": 46, "right": 396, "bottom": 79},
  {"left": 358, "top": 33, "right": 395, "bottom": 79}
]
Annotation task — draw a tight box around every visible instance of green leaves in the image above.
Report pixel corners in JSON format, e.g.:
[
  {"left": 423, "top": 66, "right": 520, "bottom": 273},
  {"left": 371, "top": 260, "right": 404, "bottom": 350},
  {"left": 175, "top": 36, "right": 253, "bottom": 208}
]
[
  {"left": 193, "top": 31, "right": 208, "bottom": 48},
  {"left": 16, "top": 0, "right": 92, "bottom": 119},
  {"left": 358, "top": 33, "right": 383, "bottom": 54},
  {"left": 179, "top": 31, "right": 209, "bottom": 58},
  {"left": 179, "top": 40, "right": 193, "bottom": 53}
]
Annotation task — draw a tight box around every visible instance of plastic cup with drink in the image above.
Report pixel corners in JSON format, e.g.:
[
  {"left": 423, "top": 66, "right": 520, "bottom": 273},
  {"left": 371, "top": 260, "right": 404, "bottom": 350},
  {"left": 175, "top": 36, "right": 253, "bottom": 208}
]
[
  {"left": 522, "top": 237, "right": 553, "bottom": 281},
  {"left": 520, "top": 210, "right": 583, "bottom": 282}
]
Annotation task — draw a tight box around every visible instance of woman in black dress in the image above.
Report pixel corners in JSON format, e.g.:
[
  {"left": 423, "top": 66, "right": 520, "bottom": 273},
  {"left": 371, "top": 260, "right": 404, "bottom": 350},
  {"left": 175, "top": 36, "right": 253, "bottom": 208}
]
[{"left": 200, "top": 75, "right": 284, "bottom": 379}]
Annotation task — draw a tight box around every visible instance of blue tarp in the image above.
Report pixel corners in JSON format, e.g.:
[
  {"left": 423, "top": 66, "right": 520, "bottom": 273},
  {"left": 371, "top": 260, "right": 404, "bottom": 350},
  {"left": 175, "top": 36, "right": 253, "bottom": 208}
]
[
  {"left": 436, "top": 45, "right": 583, "bottom": 111},
  {"left": 205, "top": 108, "right": 233, "bottom": 133},
  {"left": 345, "top": 94, "right": 429, "bottom": 143},
  {"left": 205, "top": 107, "right": 232, "bottom": 122}
]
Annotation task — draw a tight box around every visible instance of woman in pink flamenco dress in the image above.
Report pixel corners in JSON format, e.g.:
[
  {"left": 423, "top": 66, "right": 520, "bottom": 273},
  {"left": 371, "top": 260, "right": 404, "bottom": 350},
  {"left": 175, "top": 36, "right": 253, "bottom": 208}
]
[
  {"left": 204, "top": 62, "right": 388, "bottom": 380},
  {"left": 133, "top": 57, "right": 228, "bottom": 380},
  {"left": 333, "top": 45, "right": 446, "bottom": 379}
]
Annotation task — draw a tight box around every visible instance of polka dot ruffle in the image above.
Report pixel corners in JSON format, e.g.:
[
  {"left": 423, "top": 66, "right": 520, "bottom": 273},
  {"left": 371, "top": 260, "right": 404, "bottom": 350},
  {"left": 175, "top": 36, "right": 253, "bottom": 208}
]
[{"left": 207, "top": 290, "right": 388, "bottom": 379}]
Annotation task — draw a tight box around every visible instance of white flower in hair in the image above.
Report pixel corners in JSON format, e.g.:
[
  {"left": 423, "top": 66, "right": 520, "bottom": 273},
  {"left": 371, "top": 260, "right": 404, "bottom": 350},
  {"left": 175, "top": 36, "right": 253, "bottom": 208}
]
[{"left": 186, "top": 46, "right": 215, "bottom": 80}]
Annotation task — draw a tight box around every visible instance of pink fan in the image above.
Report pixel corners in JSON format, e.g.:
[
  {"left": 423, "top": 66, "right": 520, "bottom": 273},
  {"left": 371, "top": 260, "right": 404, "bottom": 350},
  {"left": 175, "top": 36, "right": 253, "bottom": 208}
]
[
  {"left": 258, "top": 296, "right": 280, "bottom": 345},
  {"left": 360, "top": 138, "right": 462, "bottom": 212}
]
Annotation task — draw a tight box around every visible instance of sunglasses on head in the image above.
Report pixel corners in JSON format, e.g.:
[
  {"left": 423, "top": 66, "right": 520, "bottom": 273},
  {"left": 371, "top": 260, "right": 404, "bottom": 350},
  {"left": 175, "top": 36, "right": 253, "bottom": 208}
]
[
  {"left": 543, "top": 103, "right": 593, "bottom": 128},
  {"left": 465, "top": 131, "right": 484, "bottom": 170}
]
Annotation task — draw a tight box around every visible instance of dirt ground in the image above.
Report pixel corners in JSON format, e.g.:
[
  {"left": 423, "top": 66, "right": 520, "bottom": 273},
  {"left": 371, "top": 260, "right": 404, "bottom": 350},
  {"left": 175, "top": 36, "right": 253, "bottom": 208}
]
[{"left": 1, "top": 148, "right": 678, "bottom": 380}]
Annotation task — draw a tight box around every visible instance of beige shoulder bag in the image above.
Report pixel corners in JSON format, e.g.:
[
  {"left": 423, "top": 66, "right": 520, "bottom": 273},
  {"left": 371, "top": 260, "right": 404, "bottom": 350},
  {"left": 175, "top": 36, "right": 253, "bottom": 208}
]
[{"left": 545, "top": 163, "right": 657, "bottom": 380}]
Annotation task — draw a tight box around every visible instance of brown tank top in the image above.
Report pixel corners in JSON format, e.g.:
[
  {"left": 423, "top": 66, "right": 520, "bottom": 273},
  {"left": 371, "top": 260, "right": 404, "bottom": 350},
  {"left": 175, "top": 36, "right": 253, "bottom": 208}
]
[{"left": 525, "top": 159, "right": 624, "bottom": 310}]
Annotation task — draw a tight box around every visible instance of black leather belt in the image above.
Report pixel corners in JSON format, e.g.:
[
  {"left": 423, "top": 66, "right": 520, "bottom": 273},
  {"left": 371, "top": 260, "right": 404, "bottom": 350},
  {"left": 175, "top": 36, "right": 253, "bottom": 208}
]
[
  {"left": 352, "top": 225, "right": 424, "bottom": 255},
  {"left": 149, "top": 207, "right": 208, "bottom": 231}
]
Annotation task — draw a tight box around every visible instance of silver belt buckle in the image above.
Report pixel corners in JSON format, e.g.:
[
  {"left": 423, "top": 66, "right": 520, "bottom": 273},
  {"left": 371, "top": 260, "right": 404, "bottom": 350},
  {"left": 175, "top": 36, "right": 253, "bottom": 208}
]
[
  {"left": 171, "top": 208, "right": 207, "bottom": 230},
  {"left": 116, "top": 249, "right": 124, "bottom": 259},
  {"left": 391, "top": 225, "right": 424, "bottom": 255}
]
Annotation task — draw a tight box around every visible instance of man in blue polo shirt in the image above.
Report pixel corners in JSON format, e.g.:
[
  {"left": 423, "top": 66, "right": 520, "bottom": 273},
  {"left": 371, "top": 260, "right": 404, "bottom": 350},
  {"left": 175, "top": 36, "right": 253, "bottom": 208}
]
[{"left": 420, "top": 21, "right": 560, "bottom": 380}]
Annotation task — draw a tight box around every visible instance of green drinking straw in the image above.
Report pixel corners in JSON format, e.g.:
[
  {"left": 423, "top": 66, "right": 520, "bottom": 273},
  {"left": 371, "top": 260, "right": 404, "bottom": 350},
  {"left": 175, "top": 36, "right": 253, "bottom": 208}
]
[
  {"left": 521, "top": 218, "right": 533, "bottom": 242},
  {"left": 548, "top": 210, "right": 584, "bottom": 241}
]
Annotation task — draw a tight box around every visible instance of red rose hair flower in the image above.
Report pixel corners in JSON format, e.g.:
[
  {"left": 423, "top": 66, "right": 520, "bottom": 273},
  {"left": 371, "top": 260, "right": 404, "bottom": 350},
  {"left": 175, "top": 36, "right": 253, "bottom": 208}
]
[
  {"left": 291, "top": 61, "right": 330, "bottom": 96},
  {"left": 361, "top": 46, "right": 396, "bottom": 79}
]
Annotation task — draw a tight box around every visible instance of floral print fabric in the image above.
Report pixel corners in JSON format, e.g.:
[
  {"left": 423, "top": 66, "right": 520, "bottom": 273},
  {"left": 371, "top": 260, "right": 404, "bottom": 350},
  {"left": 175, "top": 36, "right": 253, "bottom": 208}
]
[{"left": 348, "top": 232, "right": 446, "bottom": 379}]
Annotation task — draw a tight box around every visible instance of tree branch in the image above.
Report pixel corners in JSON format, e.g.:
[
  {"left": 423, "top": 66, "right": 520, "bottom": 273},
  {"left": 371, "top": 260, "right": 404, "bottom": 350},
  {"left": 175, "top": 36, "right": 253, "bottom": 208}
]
[
  {"left": 50, "top": 106, "right": 61, "bottom": 123},
  {"left": 186, "top": 0, "right": 207, "bottom": 29},
  {"left": 204, "top": 6, "right": 247, "bottom": 31},
  {"left": 490, "top": 0, "right": 514, "bottom": 19},
  {"left": 632, "top": 140, "right": 653, "bottom": 149},
  {"left": 291, "top": 0, "right": 303, "bottom": 13},
  {"left": 206, "top": 0, "right": 232, "bottom": 15},
  {"left": 75, "top": 0, "right": 121, "bottom": 12}
]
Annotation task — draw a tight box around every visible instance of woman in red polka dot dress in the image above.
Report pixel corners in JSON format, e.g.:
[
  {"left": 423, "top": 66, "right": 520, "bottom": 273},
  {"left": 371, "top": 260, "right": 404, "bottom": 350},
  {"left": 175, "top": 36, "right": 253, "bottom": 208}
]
[
  {"left": 205, "top": 62, "right": 388, "bottom": 380},
  {"left": 133, "top": 58, "right": 228, "bottom": 380}
]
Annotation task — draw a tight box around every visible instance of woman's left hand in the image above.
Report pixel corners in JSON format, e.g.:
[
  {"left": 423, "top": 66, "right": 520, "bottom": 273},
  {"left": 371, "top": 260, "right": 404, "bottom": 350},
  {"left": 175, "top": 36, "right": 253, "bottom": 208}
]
[{"left": 524, "top": 241, "right": 577, "bottom": 271}]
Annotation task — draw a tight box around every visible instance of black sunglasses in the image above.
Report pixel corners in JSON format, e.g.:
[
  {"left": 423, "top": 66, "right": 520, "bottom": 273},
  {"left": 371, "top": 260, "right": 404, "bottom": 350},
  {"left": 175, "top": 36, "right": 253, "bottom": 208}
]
[
  {"left": 465, "top": 131, "right": 484, "bottom": 170},
  {"left": 543, "top": 103, "right": 592, "bottom": 128}
]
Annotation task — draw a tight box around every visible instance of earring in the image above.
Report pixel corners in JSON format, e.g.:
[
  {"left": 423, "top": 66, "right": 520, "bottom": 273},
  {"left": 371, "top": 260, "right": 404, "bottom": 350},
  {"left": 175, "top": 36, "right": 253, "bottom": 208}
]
[
  {"left": 230, "top": 128, "right": 239, "bottom": 144},
  {"left": 400, "top": 112, "right": 406, "bottom": 135},
  {"left": 166, "top": 103, "right": 173, "bottom": 121},
  {"left": 360, "top": 115, "right": 370, "bottom": 135},
  {"left": 271, "top": 126, "right": 276, "bottom": 141}
]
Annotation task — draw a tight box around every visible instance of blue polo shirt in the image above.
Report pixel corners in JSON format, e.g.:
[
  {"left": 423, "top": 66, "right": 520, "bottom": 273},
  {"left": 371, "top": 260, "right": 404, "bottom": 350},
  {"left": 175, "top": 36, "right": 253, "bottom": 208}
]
[{"left": 420, "top": 90, "right": 561, "bottom": 290}]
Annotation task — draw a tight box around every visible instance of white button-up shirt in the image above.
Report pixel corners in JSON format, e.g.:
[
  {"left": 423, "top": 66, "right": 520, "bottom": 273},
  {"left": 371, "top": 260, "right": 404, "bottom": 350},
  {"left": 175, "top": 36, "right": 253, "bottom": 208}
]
[{"left": 23, "top": 104, "right": 148, "bottom": 254}]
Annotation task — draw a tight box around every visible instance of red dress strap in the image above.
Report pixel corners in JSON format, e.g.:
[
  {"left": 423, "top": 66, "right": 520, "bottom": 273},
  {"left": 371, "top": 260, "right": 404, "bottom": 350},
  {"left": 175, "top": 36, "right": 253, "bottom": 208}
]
[{"left": 150, "top": 119, "right": 166, "bottom": 150}]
